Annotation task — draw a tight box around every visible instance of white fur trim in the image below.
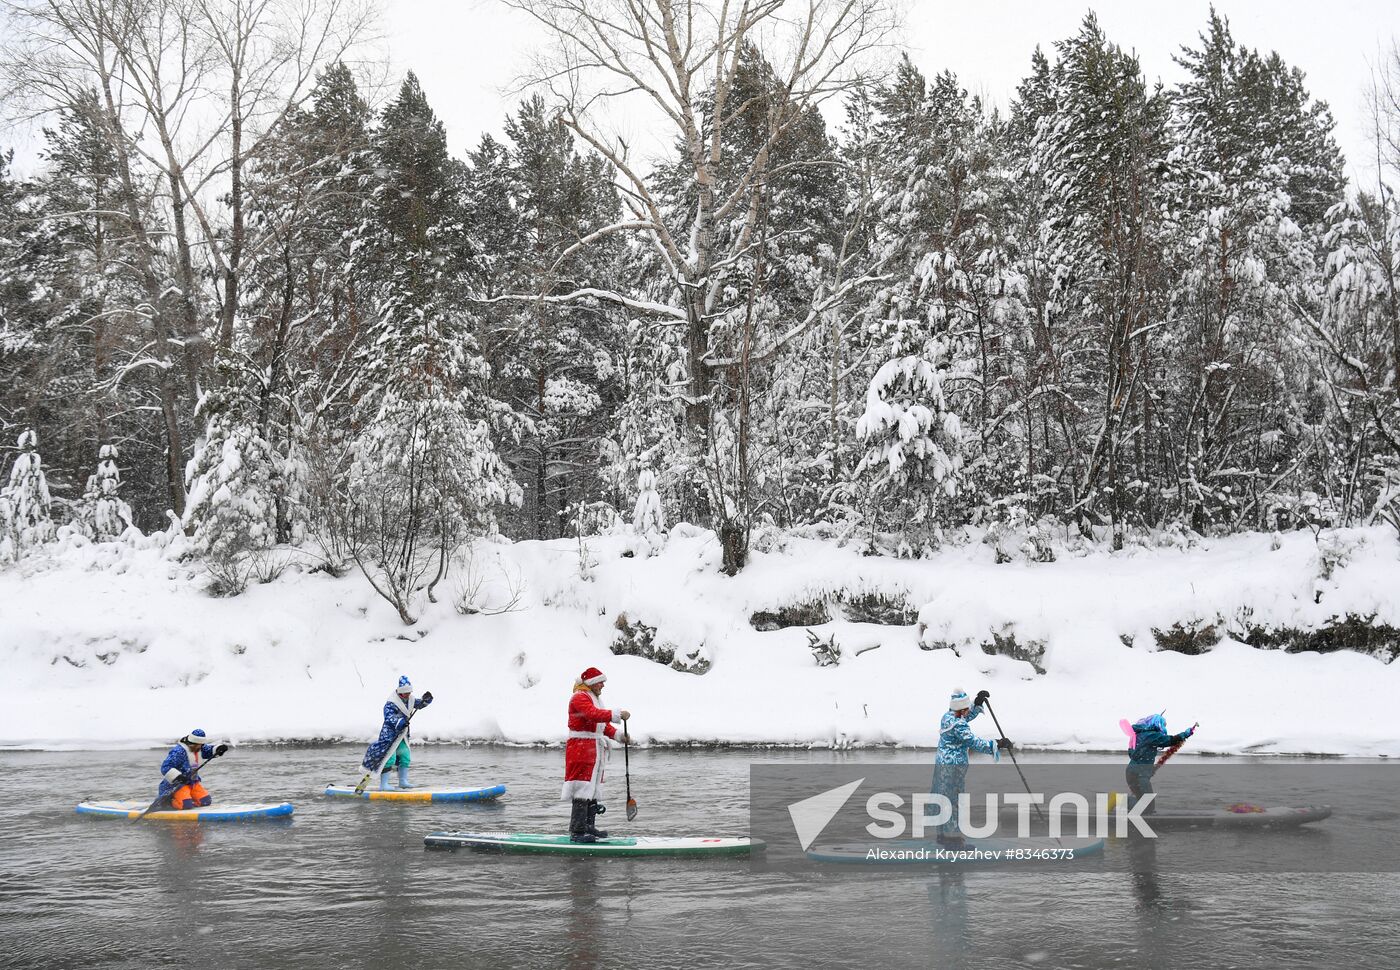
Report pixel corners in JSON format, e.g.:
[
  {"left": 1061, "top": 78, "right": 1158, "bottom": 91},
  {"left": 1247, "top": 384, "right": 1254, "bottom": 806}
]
[
  {"left": 163, "top": 767, "right": 183, "bottom": 783},
  {"left": 584, "top": 672, "right": 606, "bottom": 685},
  {"left": 561, "top": 779, "right": 598, "bottom": 801},
  {"left": 560, "top": 730, "right": 611, "bottom": 801}
]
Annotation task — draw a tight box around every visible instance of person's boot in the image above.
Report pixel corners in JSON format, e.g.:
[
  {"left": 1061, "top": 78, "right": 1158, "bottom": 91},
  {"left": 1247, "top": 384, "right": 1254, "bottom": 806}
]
[
  {"left": 397, "top": 764, "right": 414, "bottom": 790},
  {"left": 586, "top": 800, "right": 608, "bottom": 839},
  {"left": 936, "top": 832, "right": 967, "bottom": 849},
  {"left": 379, "top": 771, "right": 392, "bottom": 791},
  {"left": 569, "top": 799, "right": 596, "bottom": 843}
]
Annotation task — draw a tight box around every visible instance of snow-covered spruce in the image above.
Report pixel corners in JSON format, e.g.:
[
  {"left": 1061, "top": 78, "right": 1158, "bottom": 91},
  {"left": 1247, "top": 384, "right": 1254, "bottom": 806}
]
[
  {"left": 1, "top": 430, "right": 55, "bottom": 563},
  {"left": 79, "top": 446, "right": 135, "bottom": 541}
]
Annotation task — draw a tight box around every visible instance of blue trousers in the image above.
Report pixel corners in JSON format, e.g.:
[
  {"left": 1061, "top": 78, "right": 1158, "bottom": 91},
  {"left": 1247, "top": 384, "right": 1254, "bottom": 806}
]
[{"left": 931, "top": 763, "right": 968, "bottom": 837}]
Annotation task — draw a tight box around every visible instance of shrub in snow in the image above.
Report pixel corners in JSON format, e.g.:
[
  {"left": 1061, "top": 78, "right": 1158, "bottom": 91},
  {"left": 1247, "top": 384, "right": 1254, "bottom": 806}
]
[
  {"left": 0, "top": 429, "right": 55, "bottom": 561},
  {"left": 183, "top": 416, "right": 280, "bottom": 595},
  {"left": 1311, "top": 530, "right": 1364, "bottom": 602},
  {"left": 1151, "top": 621, "right": 1220, "bottom": 656},
  {"left": 749, "top": 599, "right": 831, "bottom": 631},
  {"left": 854, "top": 353, "right": 963, "bottom": 557},
  {"left": 610, "top": 613, "right": 710, "bottom": 674},
  {"left": 837, "top": 591, "right": 919, "bottom": 625},
  {"left": 77, "top": 445, "right": 134, "bottom": 540},
  {"left": 338, "top": 391, "right": 521, "bottom": 624},
  {"left": 1370, "top": 462, "right": 1400, "bottom": 539},
  {"left": 452, "top": 545, "right": 525, "bottom": 616},
  {"left": 806, "top": 629, "right": 842, "bottom": 667},
  {"left": 572, "top": 501, "right": 622, "bottom": 537}
]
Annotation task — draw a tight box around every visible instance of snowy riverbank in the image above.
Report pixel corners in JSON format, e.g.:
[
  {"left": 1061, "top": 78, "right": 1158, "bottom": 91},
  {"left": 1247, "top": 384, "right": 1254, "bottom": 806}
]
[{"left": 3, "top": 526, "right": 1399, "bottom": 754}]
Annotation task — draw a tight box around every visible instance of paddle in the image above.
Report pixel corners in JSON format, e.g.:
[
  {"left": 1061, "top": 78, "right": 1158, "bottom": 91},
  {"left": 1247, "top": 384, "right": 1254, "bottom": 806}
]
[
  {"left": 1156, "top": 723, "right": 1199, "bottom": 768},
  {"left": 623, "top": 722, "right": 638, "bottom": 822},
  {"left": 135, "top": 748, "right": 225, "bottom": 820},
  {"left": 353, "top": 705, "right": 421, "bottom": 795},
  {"left": 982, "top": 699, "right": 1050, "bottom": 830}
]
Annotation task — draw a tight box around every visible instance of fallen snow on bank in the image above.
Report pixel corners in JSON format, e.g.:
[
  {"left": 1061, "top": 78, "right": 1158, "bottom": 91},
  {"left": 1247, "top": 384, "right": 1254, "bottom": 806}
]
[{"left": 2, "top": 527, "right": 1398, "bottom": 755}]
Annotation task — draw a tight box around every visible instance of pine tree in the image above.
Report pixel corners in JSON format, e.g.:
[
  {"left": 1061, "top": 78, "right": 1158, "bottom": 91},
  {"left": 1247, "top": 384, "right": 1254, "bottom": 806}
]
[
  {"left": 480, "top": 96, "right": 627, "bottom": 539},
  {"left": 859, "top": 59, "right": 1030, "bottom": 532},
  {"left": 182, "top": 413, "right": 280, "bottom": 594},
  {"left": 632, "top": 468, "right": 665, "bottom": 542},
  {"left": 1, "top": 429, "right": 55, "bottom": 560},
  {"left": 1028, "top": 15, "right": 1170, "bottom": 543},
  {"left": 854, "top": 354, "right": 964, "bottom": 556},
  {"left": 1161, "top": 11, "right": 1338, "bottom": 530},
  {"left": 80, "top": 444, "right": 134, "bottom": 540},
  {"left": 1312, "top": 190, "right": 1400, "bottom": 523}
]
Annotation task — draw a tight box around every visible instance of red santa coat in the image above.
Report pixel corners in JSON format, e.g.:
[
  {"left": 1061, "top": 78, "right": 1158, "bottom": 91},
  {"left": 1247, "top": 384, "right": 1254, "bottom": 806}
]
[{"left": 561, "top": 688, "right": 620, "bottom": 801}]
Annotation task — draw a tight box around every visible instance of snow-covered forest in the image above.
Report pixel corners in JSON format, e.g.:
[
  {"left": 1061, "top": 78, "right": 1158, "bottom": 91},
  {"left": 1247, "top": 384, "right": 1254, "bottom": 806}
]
[
  {"left": 2, "top": 1, "right": 1398, "bottom": 578},
  {"left": 2, "top": 0, "right": 1400, "bottom": 750}
]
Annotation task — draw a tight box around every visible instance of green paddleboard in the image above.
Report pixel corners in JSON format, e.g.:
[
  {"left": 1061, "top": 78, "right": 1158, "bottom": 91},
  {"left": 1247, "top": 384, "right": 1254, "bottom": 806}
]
[{"left": 424, "top": 831, "right": 759, "bottom": 857}]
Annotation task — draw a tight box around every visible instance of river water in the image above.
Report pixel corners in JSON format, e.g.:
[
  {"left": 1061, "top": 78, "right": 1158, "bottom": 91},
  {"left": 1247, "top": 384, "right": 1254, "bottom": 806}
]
[{"left": 1, "top": 746, "right": 1396, "bottom": 969}]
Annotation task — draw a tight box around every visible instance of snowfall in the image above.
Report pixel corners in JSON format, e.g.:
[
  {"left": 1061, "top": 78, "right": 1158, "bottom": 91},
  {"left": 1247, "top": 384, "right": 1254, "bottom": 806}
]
[{"left": 2, "top": 523, "right": 1398, "bottom": 755}]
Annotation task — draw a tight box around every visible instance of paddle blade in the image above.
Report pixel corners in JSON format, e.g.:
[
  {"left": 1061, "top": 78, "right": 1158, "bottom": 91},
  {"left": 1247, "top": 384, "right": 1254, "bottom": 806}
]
[
  {"left": 353, "top": 771, "right": 372, "bottom": 795},
  {"left": 134, "top": 793, "right": 170, "bottom": 821},
  {"left": 626, "top": 797, "right": 638, "bottom": 822}
]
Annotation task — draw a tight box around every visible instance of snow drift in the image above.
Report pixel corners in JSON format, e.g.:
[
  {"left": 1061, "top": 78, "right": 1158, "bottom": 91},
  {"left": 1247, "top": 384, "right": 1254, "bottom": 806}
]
[{"left": 1, "top": 526, "right": 1398, "bottom": 755}]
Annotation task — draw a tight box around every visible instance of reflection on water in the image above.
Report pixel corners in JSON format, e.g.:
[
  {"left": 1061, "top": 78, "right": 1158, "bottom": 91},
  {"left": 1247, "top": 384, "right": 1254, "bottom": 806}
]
[{"left": 1, "top": 746, "right": 1397, "bottom": 969}]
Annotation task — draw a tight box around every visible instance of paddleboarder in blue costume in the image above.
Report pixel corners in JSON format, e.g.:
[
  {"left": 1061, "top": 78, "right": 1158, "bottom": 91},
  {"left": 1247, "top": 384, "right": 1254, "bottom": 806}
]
[
  {"left": 159, "top": 729, "right": 230, "bottom": 809},
  {"left": 362, "top": 675, "right": 433, "bottom": 790},
  {"left": 932, "top": 688, "right": 1011, "bottom": 847},
  {"left": 1125, "top": 713, "right": 1196, "bottom": 813}
]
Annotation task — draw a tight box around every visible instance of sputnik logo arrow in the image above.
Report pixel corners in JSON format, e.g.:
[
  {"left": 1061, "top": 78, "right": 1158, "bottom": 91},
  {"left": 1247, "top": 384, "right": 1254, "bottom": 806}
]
[{"left": 787, "top": 778, "right": 865, "bottom": 851}]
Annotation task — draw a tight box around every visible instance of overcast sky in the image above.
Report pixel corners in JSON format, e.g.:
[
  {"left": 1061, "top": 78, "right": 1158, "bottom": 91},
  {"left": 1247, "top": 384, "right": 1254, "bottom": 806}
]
[{"left": 385, "top": 0, "right": 1400, "bottom": 185}]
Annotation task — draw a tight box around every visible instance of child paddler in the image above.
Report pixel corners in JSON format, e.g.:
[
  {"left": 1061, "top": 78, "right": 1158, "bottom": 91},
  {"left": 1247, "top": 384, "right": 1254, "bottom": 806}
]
[
  {"left": 562, "top": 666, "right": 630, "bottom": 843},
  {"left": 1124, "top": 713, "right": 1196, "bottom": 813},
  {"left": 159, "top": 729, "right": 231, "bottom": 809},
  {"left": 361, "top": 675, "right": 434, "bottom": 790}
]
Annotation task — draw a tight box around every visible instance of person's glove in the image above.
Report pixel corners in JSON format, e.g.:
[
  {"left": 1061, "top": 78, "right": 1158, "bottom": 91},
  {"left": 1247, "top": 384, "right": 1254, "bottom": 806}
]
[
  {"left": 163, "top": 767, "right": 183, "bottom": 784},
  {"left": 996, "top": 737, "right": 1014, "bottom": 751},
  {"left": 214, "top": 743, "right": 231, "bottom": 757},
  {"left": 421, "top": 691, "right": 433, "bottom": 705},
  {"left": 975, "top": 690, "right": 990, "bottom": 707}
]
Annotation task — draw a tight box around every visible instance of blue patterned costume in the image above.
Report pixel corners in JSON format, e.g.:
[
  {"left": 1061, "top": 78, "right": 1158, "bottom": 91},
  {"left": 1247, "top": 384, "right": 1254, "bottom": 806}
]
[
  {"left": 931, "top": 705, "right": 999, "bottom": 838},
  {"left": 361, "top": 690, "right": 431, "bottom": 771},
  {"left": 157, "top": 743, "right": 215, "bottom": 798},
  {"left": 1126, "top": 714, "right": 1194, "bottom": 807}
]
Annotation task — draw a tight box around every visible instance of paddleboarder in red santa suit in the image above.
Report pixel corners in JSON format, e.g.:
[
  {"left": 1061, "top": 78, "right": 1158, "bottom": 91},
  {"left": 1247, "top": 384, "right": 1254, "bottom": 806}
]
[{"left": 563, "top": 666, "right": 630, "bottom": 843}]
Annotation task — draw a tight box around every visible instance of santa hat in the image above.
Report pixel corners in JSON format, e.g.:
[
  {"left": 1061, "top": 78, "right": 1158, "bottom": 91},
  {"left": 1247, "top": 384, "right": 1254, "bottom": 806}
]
[
  {"left": 181, "top": 728, "right": 213, "bottom": 746},
  {"left": 949, "top": 688, "right": 972, "bottom": 711},
  {"left": 396, "top": 675, "right": 412, "bottom": 694},
  {"left": 580, "top": 667, "right": 607, "bottom": 686}
]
